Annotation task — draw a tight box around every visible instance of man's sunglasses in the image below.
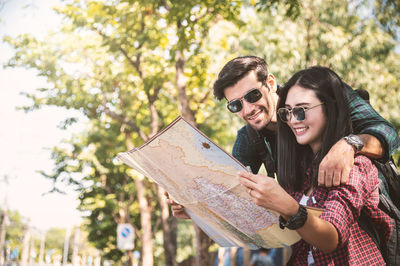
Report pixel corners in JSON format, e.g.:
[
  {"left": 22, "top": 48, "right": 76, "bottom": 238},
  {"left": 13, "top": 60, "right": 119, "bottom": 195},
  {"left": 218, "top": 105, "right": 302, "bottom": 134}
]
[
  {"left": 227, "top": 88, "right": 263, "bottom": 113},
  {"left": 277, "top": 103, "right": 324, "bottom": 123}
]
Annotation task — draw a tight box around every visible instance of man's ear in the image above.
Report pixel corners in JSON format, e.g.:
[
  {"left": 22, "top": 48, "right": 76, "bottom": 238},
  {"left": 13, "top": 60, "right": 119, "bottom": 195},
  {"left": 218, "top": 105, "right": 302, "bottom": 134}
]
[{"left": 266, "top": 73, "right": 277, "bottom": 92}]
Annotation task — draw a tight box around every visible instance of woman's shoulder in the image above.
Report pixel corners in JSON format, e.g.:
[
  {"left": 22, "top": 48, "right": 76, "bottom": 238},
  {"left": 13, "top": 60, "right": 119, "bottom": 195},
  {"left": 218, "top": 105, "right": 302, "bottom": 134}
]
[
  {"left": 349, "top": 155, "right": 378, "bottom": 184},
  {"left": 353, "top": 154, "right": 376, "bottom": 169}
]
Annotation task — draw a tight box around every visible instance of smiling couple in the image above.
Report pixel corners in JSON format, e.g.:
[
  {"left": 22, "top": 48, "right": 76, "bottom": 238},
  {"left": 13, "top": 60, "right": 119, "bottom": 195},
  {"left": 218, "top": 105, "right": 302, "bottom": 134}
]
[{"left": 168, "top": 56, "right": 400, "bottom": 265}]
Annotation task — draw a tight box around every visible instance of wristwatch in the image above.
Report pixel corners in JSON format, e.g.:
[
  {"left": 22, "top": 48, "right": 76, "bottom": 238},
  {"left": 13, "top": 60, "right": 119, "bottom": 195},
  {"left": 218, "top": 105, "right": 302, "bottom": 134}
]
[
  {"left": 279, "top": 205, "right": 308, "bottom": 230},
  {"left": 342, "top": 134, "right": 364, "bottom": 153}
]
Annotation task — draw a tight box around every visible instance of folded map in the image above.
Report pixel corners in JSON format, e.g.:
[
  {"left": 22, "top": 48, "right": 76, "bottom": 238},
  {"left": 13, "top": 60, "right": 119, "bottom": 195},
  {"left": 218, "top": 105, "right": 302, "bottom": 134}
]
[{"left": 118, "top": 116, "right": 321, "bottom": 248}]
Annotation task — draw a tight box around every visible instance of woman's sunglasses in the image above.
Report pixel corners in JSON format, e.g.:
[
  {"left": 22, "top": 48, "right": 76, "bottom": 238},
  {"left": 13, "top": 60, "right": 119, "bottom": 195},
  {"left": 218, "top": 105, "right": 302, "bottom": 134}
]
[
  {"left": 227, "top": 88, "right": 263, "bottom": 113},
  {"left": 277, "top": 103, "right": 324, "bottom": 123}
]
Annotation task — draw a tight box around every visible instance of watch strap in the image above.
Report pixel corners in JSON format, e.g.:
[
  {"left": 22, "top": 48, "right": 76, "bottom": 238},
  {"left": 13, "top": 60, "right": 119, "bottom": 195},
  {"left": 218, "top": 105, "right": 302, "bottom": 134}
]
[{"left": 279, "top": 205, "right": 308, "bottom": 230}]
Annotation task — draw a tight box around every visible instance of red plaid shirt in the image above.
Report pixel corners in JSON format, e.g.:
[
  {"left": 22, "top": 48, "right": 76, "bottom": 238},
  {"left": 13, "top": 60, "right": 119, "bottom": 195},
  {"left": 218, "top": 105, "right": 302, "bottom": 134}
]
[{"left": 287, "top": 155, "right": 394, "bottom": 265}]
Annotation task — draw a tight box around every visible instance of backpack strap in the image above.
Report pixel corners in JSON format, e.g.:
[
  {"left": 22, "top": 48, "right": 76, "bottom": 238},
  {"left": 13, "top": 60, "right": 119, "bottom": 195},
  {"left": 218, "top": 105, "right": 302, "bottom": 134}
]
[
  {"left": 378, "top": 184, "right": 400, "bottom": 265},
  {"left": 359, "top": 181, "right": 400, "bottom": 265},
  {"left": 245, "top": 124, "right": 275, "bottom": 178},
  {"left": 373, "top": 158, "right": 400, "bottom": 210}
]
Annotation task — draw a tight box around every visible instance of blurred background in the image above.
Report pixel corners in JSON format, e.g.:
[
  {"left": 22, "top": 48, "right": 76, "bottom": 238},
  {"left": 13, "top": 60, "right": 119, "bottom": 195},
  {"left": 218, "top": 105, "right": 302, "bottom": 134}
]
[{"left": 0, "top": 0, "right": 399, "bottom": 265}]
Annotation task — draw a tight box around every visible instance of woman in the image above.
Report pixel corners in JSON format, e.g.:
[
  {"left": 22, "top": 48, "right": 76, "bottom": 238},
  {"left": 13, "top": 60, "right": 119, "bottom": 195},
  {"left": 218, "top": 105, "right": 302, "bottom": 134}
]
[{"left": 238, "top": 66, "right": 393, "bottom": 265}]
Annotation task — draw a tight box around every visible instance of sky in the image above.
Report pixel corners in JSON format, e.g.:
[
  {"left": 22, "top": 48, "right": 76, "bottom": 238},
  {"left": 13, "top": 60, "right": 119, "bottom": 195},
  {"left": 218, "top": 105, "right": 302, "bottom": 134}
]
[{"left": 0, "top": 0, "right": 83, "bottom": 231}]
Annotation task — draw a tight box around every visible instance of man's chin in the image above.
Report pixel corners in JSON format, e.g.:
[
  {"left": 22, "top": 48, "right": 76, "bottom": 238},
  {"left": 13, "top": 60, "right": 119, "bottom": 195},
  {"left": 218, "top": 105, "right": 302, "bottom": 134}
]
[{"left": 247, "top": 120, "right": 267, "bottom": 131}]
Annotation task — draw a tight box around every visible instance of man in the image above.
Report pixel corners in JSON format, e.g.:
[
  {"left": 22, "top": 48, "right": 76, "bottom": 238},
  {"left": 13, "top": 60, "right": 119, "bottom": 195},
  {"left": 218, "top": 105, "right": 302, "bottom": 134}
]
[{"left": 168, "top": 55, "right": 400, "bottom": 218}]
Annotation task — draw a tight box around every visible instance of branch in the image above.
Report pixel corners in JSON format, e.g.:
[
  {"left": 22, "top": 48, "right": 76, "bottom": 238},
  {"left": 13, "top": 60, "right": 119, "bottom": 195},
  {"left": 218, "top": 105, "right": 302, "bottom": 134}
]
[
  {"left": 93, "top": 25, "right": 145, "bottom": 78},
  {"left": 103, "top": 106, "right": 148, "bottom": 142},
  {"left": 199, "top": 90, "right": 211, "bottom": 104},
  {"left": 153, "top": 216, "right": 162, "bottom": 233}
]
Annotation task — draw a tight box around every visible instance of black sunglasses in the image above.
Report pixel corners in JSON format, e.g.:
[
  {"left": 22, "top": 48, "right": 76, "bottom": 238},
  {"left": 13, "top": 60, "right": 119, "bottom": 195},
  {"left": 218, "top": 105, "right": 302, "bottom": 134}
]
[
  {"left": 277, "top": 103, "right": 324, "bottom": 122},
  {"left": 227, "top": 88, "right": 263, "bottom": 113}
]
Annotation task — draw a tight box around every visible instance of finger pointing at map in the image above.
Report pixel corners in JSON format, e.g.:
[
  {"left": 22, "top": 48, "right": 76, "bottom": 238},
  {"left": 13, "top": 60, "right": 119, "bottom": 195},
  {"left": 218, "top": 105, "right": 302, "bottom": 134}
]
[{"left": 237, "top": 171, "right": 299, "bottom": 217}]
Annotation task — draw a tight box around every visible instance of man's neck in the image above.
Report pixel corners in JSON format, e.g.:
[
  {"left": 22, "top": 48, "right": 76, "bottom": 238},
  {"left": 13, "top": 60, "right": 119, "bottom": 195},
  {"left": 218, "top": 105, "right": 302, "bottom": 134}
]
[
  {"left": 256, "top": 123, "right": 277, "bottom": 139},
  {"left": 262, "top": 121, "right": 278, "bottom": 133}
]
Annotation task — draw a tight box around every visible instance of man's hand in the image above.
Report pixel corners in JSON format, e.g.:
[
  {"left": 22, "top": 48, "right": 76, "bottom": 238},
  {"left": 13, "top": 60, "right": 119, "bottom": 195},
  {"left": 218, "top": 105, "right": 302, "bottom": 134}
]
[
  {"left": 318, "top": 139, "right": 355, "bottom": 187},
  {"left": 164, "top": 192, "right": 190, "bottom": 219}
]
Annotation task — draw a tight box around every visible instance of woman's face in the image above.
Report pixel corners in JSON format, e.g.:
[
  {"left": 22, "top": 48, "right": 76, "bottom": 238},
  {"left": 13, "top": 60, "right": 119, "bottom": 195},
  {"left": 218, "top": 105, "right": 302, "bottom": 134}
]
[{"left": 284, "top": 85, "right": 327, "bottom": 154}]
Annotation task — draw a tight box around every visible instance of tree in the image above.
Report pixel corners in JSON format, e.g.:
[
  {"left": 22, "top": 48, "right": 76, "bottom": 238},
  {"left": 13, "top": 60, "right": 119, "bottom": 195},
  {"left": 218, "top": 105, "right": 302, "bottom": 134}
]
[
  {"left": 6, "top": 1, "right": 398, "bottom": 265},
  {"left": 3, "top": 0, "right": 242, "bottom": 264},
  {"left": 0, "top": 209, "right": 25, "bottom": 262},
  {"left": 216, "top": 0, "right": 400, "bottom": 130},
  {"left": 373, "top": 0, "right": 400, "bottom": 41}
]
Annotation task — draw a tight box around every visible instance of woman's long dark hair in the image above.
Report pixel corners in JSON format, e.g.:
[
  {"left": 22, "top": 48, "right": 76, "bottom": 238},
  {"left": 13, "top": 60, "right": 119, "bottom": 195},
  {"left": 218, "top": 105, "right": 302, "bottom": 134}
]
[{"left": 277, "top": 66, "right": 353, "bottom": 191}]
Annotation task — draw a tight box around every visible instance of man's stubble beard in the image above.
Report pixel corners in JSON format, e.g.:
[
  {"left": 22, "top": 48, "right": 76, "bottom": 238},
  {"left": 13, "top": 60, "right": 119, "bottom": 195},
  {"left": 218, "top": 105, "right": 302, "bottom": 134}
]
[{"left": 247, "top": 107, "right": 273, "bottom": 131}]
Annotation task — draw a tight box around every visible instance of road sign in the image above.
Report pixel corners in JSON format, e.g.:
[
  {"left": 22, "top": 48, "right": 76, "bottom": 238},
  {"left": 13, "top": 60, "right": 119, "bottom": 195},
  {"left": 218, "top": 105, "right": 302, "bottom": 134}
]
[{"left": 117, "top": 224, "right": 135, "bottom": 250}]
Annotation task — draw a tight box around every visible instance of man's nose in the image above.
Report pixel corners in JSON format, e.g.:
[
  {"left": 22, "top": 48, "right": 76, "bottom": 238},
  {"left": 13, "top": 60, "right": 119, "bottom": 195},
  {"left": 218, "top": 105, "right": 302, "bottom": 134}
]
[{"left": 242, "top": 100, "right": 255, "bottom": 114}]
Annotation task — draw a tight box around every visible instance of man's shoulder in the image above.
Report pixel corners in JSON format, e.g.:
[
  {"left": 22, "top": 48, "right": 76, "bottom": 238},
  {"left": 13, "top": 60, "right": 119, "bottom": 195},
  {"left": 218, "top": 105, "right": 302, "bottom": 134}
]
[
  {"left": 233, "top": 125, "right": 250, "bottom": 148},
  {"left": 234, "top": 125, "right": 250, "bottom": 142},
  {"left": 237, "top": 124, "right": 248, "bottom": 135}
]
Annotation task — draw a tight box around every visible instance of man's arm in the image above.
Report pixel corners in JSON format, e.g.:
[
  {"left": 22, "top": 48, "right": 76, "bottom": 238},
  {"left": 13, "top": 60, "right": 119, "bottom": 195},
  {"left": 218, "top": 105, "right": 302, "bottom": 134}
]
[
  {"left": 164, "top": 192, "right": 190, "bottom": 219},
  {"left": 359, "top": 134, "right": 384, "bottom": 159},
  {"left": 346, "top": 84, "right": 399, "bottom": 159},
  {"left": 318, "top": 84, "right": 400, "bottom": 187}
]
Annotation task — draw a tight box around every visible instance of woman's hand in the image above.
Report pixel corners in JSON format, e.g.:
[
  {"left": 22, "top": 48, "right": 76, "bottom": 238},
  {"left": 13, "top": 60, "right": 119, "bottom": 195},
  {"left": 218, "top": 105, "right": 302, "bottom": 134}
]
[
  {"left": 238, "top": 172, "right": 339, "bottom": 252},
  {"left": 237, "top": 171, "right": 298, "bottom": 218}
]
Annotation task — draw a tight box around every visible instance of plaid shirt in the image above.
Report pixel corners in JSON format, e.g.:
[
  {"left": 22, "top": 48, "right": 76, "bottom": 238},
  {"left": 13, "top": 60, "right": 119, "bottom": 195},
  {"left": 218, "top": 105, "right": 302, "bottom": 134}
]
[
  {"left": 286, "top": 156, "right": 394, "bottom": 265},
  {"left": 232, "top": 85, "right": 400, "bottom": 175}
]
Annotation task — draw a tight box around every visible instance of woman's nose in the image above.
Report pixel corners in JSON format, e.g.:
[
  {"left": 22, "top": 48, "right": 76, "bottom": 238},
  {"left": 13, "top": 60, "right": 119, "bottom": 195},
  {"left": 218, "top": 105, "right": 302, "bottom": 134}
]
[{"left": 289, "top": 112, "right": 299, "bottom": 124}]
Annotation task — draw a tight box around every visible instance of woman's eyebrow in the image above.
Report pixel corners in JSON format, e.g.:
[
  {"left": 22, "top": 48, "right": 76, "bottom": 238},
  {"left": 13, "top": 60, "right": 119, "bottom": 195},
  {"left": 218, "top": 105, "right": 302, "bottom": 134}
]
[
  {"left": 285, "top": 102, "right": 311, "bottom": 107},
  {"left": 295, "top": 102, "right": 311, "bottom": 106}
]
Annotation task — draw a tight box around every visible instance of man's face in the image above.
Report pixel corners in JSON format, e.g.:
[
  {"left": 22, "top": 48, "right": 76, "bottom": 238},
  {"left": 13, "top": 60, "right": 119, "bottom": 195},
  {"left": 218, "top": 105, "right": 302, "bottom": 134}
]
[{"left": 224, "top": 70, "right": 278, "bottom": 131}]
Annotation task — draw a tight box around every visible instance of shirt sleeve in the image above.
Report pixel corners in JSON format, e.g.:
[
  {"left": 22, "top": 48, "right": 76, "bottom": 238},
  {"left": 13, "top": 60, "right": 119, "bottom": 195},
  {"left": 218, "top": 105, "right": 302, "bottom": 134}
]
[
  {"left": 232, "top": 126, "right": 263, "bottom": 174},
  {"left": 345, "top": 84, "right": 400, "bottom": 161},
  {"left": 320, "top": 156, "right": 380, "bottom": 246}
]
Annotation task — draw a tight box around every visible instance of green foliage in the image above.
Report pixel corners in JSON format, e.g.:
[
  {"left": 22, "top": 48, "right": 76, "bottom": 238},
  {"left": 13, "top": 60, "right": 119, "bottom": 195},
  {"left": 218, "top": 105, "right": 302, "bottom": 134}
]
[
  {"left": 256, "top": 0, "right": 300, "bottom": 19},
  {"left": 176, "top": 219, "right": 196, "bottom": 262},
  {"left": 3, "top": 0, "right": 400, "bottom": 264},
  {"left": 374, "top": 0, "right": 400, "bottom": 40},
  {"left": 3, "top": 0, "right": 242, "bottom": 261},
  {"left": 1, "top": 209, "right": 25, "bottom": 253},
  {"left": 213, "top": 0, "right": 400, "bottom": 130},
  {"left": 0, "top": 210, "right": 68, "bottom": 263},
  {"left": 45, "top": 227, "right": 66, "bottom": 257}
]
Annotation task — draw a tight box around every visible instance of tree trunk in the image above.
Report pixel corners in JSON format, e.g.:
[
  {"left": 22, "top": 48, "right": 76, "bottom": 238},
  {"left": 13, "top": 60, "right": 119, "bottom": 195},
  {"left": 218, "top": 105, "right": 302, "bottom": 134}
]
[
  {"left": 126, "top": 250, "right": 134, "bottom": 266},
  {"left": 175, "top": 50, "right": 196, "bottom": 126},
  {"left": 135, "top": 177, "right": 153, "bottom": 266},
  {"left": 125, "top": 135, "right": 153, "bottom": 265},
  {"left": 0, "top": 198, "right": 7, "bottom": 266},
  {"left": 157, "top": 186, "right": 177, "bottom": 266},
  {"left": 175, "top": 48, "right": 211, "bottom": 265},
  {"left": 194, "top": 224, "right": 213, "bottom": 266},
  {"left": 20, "top": 223, "right": 30, "bottom": 266}
]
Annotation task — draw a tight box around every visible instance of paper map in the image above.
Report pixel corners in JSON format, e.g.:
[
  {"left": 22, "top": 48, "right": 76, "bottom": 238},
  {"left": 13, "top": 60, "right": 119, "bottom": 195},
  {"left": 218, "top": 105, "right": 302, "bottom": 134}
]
[{"left": 117, "top": 116, "right": 303, "bottom": 248}]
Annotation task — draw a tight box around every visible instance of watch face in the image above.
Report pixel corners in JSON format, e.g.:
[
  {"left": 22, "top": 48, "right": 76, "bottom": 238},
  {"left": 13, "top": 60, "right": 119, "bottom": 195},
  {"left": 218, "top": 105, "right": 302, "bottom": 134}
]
[
  {"left": 353, "top": 135, "right": 362, "bottom": 144},
  {"left": 347, "top": 134, "right": 364, "bottom": 151},
  {"left": 350, "top": 135, "right": 360, "bottom": 143}
]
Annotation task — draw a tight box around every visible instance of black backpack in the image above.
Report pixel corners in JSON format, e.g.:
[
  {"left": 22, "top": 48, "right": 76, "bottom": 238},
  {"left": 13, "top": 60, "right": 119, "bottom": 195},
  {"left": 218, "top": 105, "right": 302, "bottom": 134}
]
[
  {"left": 358, "top": 159, "right": 400, "bottom": 265},
  {"left": 245, "top": 124, "right": 400, "bottom": 265}
]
